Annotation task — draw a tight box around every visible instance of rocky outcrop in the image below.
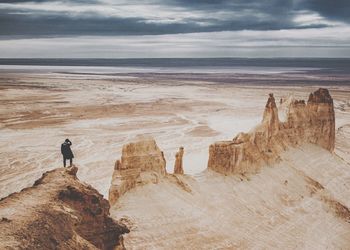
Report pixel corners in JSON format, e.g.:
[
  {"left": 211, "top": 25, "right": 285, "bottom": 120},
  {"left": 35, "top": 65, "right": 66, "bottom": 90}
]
[
  {"left": 109, "top": 137, "right": 167, "bottom": 205},
  {"left": 0, "top": 167, "right": 129, "bottom": 250},
  {"left": 208, "top": 88, "right": 335, "bottom": 175},
  {"left": 306, "top": 88, "right": 335, "bottom": 151},
  {"left": 174, "top": 147, "right": 184, "bottom": 174}
]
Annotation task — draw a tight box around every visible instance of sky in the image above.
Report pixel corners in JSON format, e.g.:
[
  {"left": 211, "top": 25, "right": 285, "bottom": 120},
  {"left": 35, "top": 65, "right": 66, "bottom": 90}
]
[{"left": 0, "top": 0, "right": 349, "bottom": 58}]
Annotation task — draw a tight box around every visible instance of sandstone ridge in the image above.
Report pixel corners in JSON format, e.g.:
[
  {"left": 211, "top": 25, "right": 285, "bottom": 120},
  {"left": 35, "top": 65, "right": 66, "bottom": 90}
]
[
  {"left": 0, "top": 167, "right": 129, "bottom": 250},
  {"left": 208, "top": 88, "right": 335, "bottom": 175}
]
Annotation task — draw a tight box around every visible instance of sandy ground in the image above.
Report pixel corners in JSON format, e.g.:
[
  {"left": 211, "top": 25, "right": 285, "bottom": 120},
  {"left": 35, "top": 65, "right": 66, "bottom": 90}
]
[
  {"left": 112, "top": 145, "right": 350, "bottom": 249},
  {"left": 0, "top": 70, "right": 349, "bottom": 200}
]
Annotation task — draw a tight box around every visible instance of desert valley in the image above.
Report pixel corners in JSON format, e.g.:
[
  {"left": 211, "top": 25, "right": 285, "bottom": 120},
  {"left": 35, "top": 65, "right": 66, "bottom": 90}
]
[
  {"left": 0, "top": 68, "right": 350, "bottom": 249},
  {"left": 1, "top": 0, "right": 350, "bottom": 248}
]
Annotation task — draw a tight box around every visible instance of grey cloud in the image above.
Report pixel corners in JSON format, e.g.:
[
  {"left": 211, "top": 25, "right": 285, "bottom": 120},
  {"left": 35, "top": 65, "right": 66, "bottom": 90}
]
[
  {"left": 168, "top": 0, "right": 350, "bottom": 24},
  {"left": 0, "top": 0, "right": 98, "bottom": 2},
  {"left": 0, "top": 12, "right": 213, "bottom": 37},
  {"left": 0, "top": 0, "right": 348, "bottom": 38},
  {"left": 300, "top": 0, "right": 350, "bottom": 22}
]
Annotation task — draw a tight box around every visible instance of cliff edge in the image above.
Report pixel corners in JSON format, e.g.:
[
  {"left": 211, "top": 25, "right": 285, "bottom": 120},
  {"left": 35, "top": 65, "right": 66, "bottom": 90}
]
[
  {"left": 208, "top": 88, "right": 335, "bottom": 175},
  {"left": 0, "top": 167, "right": 129, "bottom": 250}
]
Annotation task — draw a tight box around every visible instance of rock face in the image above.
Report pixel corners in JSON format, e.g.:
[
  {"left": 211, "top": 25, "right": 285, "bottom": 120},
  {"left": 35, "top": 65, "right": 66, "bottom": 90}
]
[
  {"left": 306, "top": 88, "right": 335, "bottom": 151},
  {"left": 208, "top": 88, "right": 335, "bottom": 175},
  {"left": 109, "top": 138, "right": 167, "bottom": 205},
  {"left": 173, "top": 147, "right": 184, "bottom": 174},
  {"left": 0, "top": 167, "right": 129, "bottom": 250}
]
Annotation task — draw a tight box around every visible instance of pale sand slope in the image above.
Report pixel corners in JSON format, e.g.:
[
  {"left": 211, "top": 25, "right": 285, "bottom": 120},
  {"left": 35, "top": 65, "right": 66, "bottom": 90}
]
[
  {"left": 0, "top": 72, "right": 350, "bottom": 199},
  {"left": 111, "top": 144, "right": 350, "bottom": 249}
]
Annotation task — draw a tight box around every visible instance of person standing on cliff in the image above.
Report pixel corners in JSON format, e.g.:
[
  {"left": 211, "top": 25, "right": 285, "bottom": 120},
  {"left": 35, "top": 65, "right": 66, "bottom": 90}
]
[{"left": 61, "top": 139, "right": 74, "bottom": 167}]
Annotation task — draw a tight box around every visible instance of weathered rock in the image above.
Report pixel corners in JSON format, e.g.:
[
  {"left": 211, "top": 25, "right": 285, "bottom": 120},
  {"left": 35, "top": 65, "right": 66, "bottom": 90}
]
[
  {"left": 262, "top": 93, "right": 280, "bottom": 139},
  {"left": 307, "top": 88, "right": 335, "bottom": 151},
  {"left": 208, "top": 88, "right": 335, "bottom": 175},
  {"left": 173, "top": 147, "right": 184, "bottom": 174},
  {"left": 109, "top": 137, "right": 167, "bottom": 205},
  {"left": 0, "top": 167, "right": 129, "bottom": 250}
]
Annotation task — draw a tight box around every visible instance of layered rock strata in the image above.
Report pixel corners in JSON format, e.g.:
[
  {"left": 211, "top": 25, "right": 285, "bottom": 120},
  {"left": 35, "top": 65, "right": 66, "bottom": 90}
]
[
  {"left": 0, "top": 167, "right": 129, "bottom": 250},
  {"left": 208, "top": 88, "right": 335, "bottom": 175},
  {"left": 109, "top": 138, "right": 167, "bottom": 205},
  {"left": 173, "top": 147, "right": 184, "bottom": 174}
]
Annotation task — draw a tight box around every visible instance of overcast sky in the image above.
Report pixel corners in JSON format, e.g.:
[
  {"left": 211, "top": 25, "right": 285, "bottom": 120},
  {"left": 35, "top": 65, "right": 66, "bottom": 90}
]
[{"left": 0, "top": 0, "right": 349, "bottom": 58}]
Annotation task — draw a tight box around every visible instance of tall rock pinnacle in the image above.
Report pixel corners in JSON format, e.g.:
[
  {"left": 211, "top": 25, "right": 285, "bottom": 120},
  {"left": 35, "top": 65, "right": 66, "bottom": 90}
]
[
  {"left": 262, "top": 93, "right": 280, "bottom": 139},
  {"left": 174, "top": 147, "right": 184, "bottom": 174}
]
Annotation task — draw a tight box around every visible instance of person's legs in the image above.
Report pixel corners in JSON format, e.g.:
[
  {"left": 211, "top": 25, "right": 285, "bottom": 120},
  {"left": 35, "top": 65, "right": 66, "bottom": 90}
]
[
  {"left": 69, "top": 158, "right": 73, "bottom": 167},
  {"left": 63, "top": 157, "right": 66, "bottom": 167}
]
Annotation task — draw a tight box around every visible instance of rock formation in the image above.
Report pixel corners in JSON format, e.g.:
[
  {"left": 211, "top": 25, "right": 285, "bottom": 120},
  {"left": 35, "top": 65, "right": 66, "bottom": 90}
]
[
  {"left": 173, "top": 147, "right": 184, "bottom": 174},
  {"left": 109, "top": 137, "right": 167, "bottom": 205},
  {"left": 208, "top": 88, "right": 335, "bottom": 175},
  {"left": 0, "top": 167, "right": 129, "bottom": 250},
  {"left": 262, "top": 93, "right": 280, "bottom": 139}
]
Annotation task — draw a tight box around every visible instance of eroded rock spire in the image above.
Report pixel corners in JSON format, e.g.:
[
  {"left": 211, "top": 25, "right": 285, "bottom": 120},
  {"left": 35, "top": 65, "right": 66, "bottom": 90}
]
[
  {"left": 173, "top": 147, "right": 184, "bottom": 174},
  {"left": 262, "top": 93, "right": 280, "bottom": 139}
]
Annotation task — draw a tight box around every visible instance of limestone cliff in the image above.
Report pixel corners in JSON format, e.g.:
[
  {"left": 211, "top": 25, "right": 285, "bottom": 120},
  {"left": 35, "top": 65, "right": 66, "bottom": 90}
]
[
  {"left": 208, "top": 88, "right": 335, "bottom": 175},
  {"left": 0, "top": 167, "right": 129, "bottom": 250},
  {"left": 173, "top": 147, "right": 184, "bottom": 174},
  {"left": 109, "top": 138, "right": 167, "bottom": 205}
]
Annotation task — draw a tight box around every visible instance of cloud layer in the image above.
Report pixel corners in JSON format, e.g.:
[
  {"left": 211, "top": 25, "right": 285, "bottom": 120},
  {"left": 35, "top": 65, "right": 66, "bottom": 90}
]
[
  {"left": 0, "top": 0, "right": 347, "bottom": 37},
  {"left": 0, "top": 0, "right": 349, "bottom": 57},
  {"left": 1, "top": 28, "right": 349, "bottom": 58}
]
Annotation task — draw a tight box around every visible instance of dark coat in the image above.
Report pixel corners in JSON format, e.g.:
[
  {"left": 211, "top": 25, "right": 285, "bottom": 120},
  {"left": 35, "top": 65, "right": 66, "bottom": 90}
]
[{"left": 61, "top": 141, "right": 74, "bottom": 159}]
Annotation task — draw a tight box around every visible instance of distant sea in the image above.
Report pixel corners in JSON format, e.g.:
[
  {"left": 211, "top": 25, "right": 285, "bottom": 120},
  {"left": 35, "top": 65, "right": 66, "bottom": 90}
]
[{"left": 0, "top": 58, "right": 350, "bottom": 75}]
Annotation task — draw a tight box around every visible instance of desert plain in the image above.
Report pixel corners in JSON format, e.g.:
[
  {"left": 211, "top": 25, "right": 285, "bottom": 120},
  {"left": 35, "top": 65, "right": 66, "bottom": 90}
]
[{"left": 1, "top": 67, "right": 350, "bottom": 249}]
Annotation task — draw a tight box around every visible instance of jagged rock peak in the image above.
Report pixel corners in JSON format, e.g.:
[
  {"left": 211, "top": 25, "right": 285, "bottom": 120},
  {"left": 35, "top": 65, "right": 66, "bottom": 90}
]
[
  {"left": 0, "top": 167, "right": 129, "bottom": 250},
  {"left": 174, "top": 147, "right": 184, "bottom": 174},
  {"left": 109, "top": 137, "right": 167, "bottom": 205},
  {"left": 291, "top": 99, "right": 306, "bottom": 105},
  {"left": 305, "top": 88, "right": 335, "bottom": 151},
  {"left": 265, "top": 93, "right": 277, "bottom": 108},
  {"left": 308, "top": 88, "right": 333, "bottom": 104},
  {"left": 262, "top": 93, "right": 280, "bottom": 138}
]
